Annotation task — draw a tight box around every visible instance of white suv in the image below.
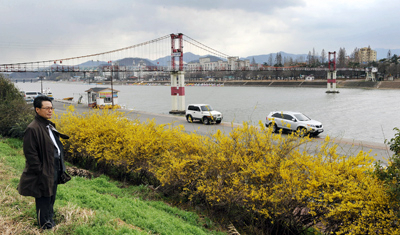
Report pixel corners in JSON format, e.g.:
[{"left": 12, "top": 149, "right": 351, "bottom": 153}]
[
  {"left": 186, "top": 104, "right": 223, "bottom": 125},
  {"left": 265, "top": 111, "right": 323, "bottom": 136}
]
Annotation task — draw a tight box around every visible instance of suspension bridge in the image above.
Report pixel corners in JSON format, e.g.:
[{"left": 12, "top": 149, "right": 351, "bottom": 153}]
[
  {"left": 0, "top": 33, "right": 365, "bottom": 73},
  {"left": 3, "top": 33, "right": 373, "bottom": 112}
]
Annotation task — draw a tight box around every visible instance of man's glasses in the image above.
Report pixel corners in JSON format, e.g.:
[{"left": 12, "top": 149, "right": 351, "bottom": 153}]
[{"left": 41, "top": 107, "right": 55, "bottom": 111}]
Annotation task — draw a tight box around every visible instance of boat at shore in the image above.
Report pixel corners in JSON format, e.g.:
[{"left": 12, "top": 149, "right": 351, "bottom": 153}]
[{"left": 42, "top": 87, "right": 53, "bottom": 98}]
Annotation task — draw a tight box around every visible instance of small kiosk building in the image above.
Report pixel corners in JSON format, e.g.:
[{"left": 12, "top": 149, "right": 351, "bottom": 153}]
[{"left": 85, "top": 87, "right": 120, "bottom": 108}]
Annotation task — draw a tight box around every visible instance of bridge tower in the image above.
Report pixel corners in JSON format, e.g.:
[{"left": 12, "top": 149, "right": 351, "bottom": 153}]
[
  {"left": 169, "top": 33, "right": 186, "bottom": 114},
  {"left": 326, "top": 51, "right": 339, "bottom": 93}
]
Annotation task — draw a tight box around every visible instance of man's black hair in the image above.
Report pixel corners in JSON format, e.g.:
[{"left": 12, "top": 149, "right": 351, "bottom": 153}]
[{"left": 33, "top": 96, "right": 53, "bottom": 110}]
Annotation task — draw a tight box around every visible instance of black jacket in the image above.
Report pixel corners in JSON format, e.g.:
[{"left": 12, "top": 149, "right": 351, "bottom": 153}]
[{"left": 18, "top": 114, "right": 68, "bottom": 198}]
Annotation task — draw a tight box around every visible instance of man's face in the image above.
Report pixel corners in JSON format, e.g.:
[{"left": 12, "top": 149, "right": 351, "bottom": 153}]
[{"left": 35, "top": 101, "right": 53, "bottom": 119}]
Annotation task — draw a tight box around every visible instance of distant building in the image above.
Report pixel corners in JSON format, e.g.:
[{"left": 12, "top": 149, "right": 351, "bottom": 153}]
[
  {"left": 358, "top": 47, "right": 377, "bottom": 64},
  {"left": 85, "top": 87, "right": 119, "bottom": 108},
  {"left": 186, "top": 56, "right": 250, "bottom": 71}
]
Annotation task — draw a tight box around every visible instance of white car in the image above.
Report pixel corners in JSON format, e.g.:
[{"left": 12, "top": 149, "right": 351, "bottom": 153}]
[
  {"left": 265, "top": 111, "right": 323, "bottom": 136},
  {"left": 185, "top": 104, "right": 223, "bottom": 125},
  {"left": 20, "top": 91, "right": 54, "bottom": 103}
]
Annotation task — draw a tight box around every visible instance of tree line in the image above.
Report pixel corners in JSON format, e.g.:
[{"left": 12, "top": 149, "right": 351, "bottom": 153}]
[{"left": 256, "top": 47, "right": 399, "bottom": 80}]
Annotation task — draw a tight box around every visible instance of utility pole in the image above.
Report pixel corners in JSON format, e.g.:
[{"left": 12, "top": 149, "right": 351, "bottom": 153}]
[
  {"left": 40, "top": 76, "right": 43, "bottom": 94},
  {"left": 111, "top": 63, "right": 114, "bottom": 106}
]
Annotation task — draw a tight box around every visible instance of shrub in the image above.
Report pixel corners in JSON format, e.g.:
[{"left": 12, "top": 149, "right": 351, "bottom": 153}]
[
  {"left": 55, "top": 107, "right": 400, "bottom": 234},
  {"left": 0, "top": 75, "right": 34, "bottom": 138},
  {"left": 153, "top": 123, "right": 399, "bottom": 234},
  {"left": 54, "top": 106, "right": 194, "bottom": 185},
  {"left": 387, "top": 127, "right": 400, "bottom": 155},
  {"left": 374, "top": 127, "right": 400, "bottom": 218},
  {"left": 296, "top": 140, "right": 398, "bottom": 234}
]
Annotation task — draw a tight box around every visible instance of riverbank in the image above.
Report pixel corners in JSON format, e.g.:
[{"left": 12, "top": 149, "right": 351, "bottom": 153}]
[
  {"left": 85, "top": 79, "right": 400, "bottom": 89},
  {"left": 190, "top": 79, "right": 400, "bottom": 89},
  {"left": 53, "top": 100, "right": 394, "bottom": 163},
  {"left": 0, "top": 138, "right": 226, "bottom": 234},
  {"left": 223, "top": 79, "right": 400, "bottom": 89}
]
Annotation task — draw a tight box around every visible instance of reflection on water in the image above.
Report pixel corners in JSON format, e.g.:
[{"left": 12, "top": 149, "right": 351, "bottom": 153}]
[{"left": 15, "top": 81, "right": 400, "bottom": 144}]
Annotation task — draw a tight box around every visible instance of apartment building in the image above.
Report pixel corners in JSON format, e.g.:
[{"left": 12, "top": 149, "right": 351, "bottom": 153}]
[{"left": 359, "top": 47, "right": 377, "bottom": 64}]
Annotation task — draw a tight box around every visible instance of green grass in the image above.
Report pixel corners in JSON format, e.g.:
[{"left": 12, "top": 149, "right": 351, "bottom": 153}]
[{"left": 0, "top": 138, "right": 226, "bottom": 235}]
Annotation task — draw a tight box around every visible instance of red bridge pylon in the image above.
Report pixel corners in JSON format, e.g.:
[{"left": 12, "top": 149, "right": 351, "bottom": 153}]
[
  {"left": 169, "top": 33, "right": 186, "bottom": 114},
  {"left": 326, "top": 51, "right": 339, "bottom": 94}
]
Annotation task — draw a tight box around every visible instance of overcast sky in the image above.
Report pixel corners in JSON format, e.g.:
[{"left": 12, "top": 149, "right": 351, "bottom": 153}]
[{"left": 0, "top": 0, "right": 398, "bottom": 64}]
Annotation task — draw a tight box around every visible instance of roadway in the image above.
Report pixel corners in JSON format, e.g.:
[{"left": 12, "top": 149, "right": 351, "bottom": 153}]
[{"left": 53, "top": 100, "right": 394, "bottom": 164}]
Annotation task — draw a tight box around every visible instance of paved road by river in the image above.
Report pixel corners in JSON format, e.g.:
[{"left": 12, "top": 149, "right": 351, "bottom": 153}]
[
  {"left": 15, "top": 82, "right": 400, "bottom": 144},
  {"left": 53, "top": 100, "right": 394, "bottom": 164}
]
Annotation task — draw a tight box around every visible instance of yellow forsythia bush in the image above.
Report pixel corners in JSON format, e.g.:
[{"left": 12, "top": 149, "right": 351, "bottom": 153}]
[
  {"left": 154, "top": 122, "right": 400, "bottom": 234},
  {"left": 54, "top": 106, "right": 205, "bottom": 173},
  {"left": 282, "top": 137, "right": 399, "bottom": 234},
  {"left": 54, "top": 107, "right": 399, "bottom": 234}
]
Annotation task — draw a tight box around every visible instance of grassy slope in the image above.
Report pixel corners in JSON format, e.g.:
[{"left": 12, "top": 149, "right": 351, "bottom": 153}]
[{"left": 0, "top": 138, "right": 226, "bottom": 235}]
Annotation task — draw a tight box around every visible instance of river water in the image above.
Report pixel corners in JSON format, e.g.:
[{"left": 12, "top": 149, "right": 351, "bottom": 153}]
[{"left": 14, "top": 81, "right": 400, "bottom": 144}]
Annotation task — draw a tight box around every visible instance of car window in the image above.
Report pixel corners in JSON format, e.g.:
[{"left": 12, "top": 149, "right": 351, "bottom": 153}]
[
  {"left": 26, "top": 92, "right": 37, "bottom": 95},
  {"left": 272, "top": 113, "right": 284, "bottom": 118},
  {"left": 201, "top": 105, "right": 213, "bottom": 111},
  {"left": 294, "top": 114, "right": 310, "bottom": 121},
  {"left": 283, "top": 114, "right": 294, "bottom": 120}
]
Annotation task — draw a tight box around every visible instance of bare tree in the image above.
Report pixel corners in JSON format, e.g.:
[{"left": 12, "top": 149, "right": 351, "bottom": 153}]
[
  {"left": 288, "top": 57, "right": 294, "bottom": 66},
  {"left": 337, "top": 47, "right": 347, "bottom": 68},
  {"left": 350, "top": 47, "right": 360, "bottom": 64},
  {"left": 251, "top": 57, "right": 256, "bottom": 66},
  {"left": 268, "top": 54, "right": 273, "bottom": 67},
  {"left": 275, "top": 52, "right": 282, "bottom": 66},
  {"left": 321, "top": 49, "right": 326, "bottom": 64},
  {"left": 307, "top": 51, "right": 312, "bottom": 65},
  {"left": 312, "top": 48, "right": 317, "bottom": 65},
  {"left": 284, "top": 56, "right": 291, "bottom": 66}
]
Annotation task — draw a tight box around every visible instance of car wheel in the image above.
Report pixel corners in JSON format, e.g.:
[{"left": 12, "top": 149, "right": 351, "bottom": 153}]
[
  {"left": 202, "top": 117, "right": 209, "bottom": 125},
  {"left": 186, "top": 115, "right": 193, "bottom": 123},
  {"left": 297, "top": 127, "right": 308, "bottom": 137},
  {"left": 269, "top": 124, "right": 278, "bottom": 133},
  {"left": 216, "top": 120, "right": 221, "bottom": 124}
]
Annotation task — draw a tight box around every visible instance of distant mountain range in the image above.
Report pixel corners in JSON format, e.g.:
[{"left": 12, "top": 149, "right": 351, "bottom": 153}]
[
  {"left": 241, "top": 52, "right": 308, "bottom": 64},
  {"left": 148, "top": 52, "right": 225, "bottom": 66},
  {"left": 239, "top": 49, "right": 399, "bottom": 63},
  {"left": 112, "top": 51, "right": 309, "bottom": 67},
  {"left": 76, "top": 53, "right": 231, "bottom": 68}
]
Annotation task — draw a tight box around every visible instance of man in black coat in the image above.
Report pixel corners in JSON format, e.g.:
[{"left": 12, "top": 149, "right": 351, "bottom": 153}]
[{"left": 18, "top": 96, "right": 70, "bottom": 230}]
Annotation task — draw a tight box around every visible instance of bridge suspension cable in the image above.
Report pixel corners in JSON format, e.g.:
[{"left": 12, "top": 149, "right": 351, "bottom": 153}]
[
  {"left": 183, "top": 34, "right": 230, "bottom": 59},
  {"left": 0, "top": 34, "right": 171, "bottom": 66}
]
